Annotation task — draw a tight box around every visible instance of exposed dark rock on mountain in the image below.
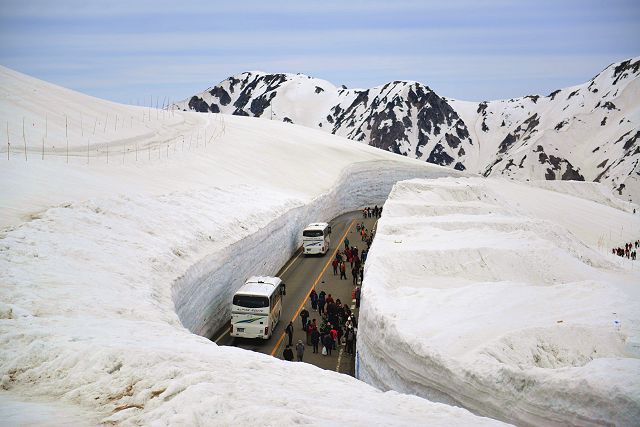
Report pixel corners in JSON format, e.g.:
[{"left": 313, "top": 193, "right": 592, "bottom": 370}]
[{"left": 176, "top": 57, "right": 640, "bottom": 199}]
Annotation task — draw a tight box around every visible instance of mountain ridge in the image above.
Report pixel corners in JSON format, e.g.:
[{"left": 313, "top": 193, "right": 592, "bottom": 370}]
[{"left": 177, "top": 57, "right": 640, "bottom": 200}]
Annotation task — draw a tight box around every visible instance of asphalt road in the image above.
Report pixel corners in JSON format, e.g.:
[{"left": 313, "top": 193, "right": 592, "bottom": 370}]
[{"left": 212, "top": 210, "right": 379, "bottom": 375}]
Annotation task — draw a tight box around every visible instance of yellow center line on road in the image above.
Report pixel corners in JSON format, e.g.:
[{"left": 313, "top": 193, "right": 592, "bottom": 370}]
[{"left": 269, "top": 218, "right": 356, "bottom": 356}]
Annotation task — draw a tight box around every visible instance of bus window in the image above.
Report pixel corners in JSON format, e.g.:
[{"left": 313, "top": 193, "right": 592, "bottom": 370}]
[
  {"left": 233, "top": 295, "right": 269, "bottom": 308},
  {"left": 303, "top": 230, "right": 324, "bottom": 237}
]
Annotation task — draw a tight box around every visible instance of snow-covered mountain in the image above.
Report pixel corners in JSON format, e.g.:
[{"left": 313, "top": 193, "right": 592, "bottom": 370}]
[
  {"left": 452, "top": 58, "right": 640, "bottom": 199},
  {"left": 178, "top": 57, "right": 640, "bottom": 201},
  {"left": 179, "top": 73, "right": 474, "bottom": 173}
]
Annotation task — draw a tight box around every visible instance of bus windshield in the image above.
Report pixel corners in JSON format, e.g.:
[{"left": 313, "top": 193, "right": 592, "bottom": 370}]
[
  {"left": 233, "top": 294, "right": 269, "bottom": 308},
  {"left": 303, "top": 230, "right": 324, "bottom": 237}
]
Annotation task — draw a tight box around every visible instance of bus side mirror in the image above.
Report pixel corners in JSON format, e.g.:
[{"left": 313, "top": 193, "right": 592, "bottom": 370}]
[
  {"left": 328, "top": 226, "right": 332, "bottom": 234},
  {"left": 281, "top": 284, "right": 286, "bottom": 295}
]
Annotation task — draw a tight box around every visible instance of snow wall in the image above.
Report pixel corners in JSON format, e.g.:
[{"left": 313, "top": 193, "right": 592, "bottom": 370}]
[
  {"left": 173, "top": 160, "right": 460, "bottom": 338},
  {"left": 356, "top": 177, "right": 640, "bottom": 427}
]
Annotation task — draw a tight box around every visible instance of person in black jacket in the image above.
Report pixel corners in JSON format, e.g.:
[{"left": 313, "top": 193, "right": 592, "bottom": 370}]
[
  {"left": 300, "top": 307, "right": 309, "bottom": 331},
  {"left": 323, "top": 333, "right": 333, "bottom": 356},
  {"left": 285, "top": 321, "right": 294, "bottom": 346},
  {"left": 311, "top": 328, "right": 320, "bottom": 353},
  {"left": 283, "top": 345, "right": 294, "bottom": 361}
]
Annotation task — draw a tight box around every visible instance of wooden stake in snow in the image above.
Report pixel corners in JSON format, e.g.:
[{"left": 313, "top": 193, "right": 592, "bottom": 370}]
[
  {"left": 162, "top": 97, "right": 166, "bottom": 119},
  {"left": 7, "top": 121, "right": 10, "bottom": 161},
  {"left": 42, "top": 136, "right": 45, "bottom": 160},
  {"left": 81, "top": 113, "right": 84, "bottom": 136},
  {"left": 23, "top": 117, "right": 27, "bottom": 161},
  {"left": 65, "top": 115, "right": 69, "bottom": 163},
  {"left": 93, "top": 117, "right": 97, "bottom": 135},
  {"left": 135, "top": 143, "right": 138, "bottom": 161},
  {"left": 115, "top": 114, "right": 118, "bottom": 132}
]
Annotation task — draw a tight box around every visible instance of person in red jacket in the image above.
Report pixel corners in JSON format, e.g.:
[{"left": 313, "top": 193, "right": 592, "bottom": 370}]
[
  {"left": 331, "top": 258, "right": 338, "bottom": 276},
  {"left": 329, "top": 326, "right": 338, "bottom": 350}
]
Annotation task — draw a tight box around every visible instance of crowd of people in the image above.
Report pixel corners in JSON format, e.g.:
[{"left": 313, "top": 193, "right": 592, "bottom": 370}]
[
  {"left": 331, "top": 242, "right": 369, "bottom": 285},
  {"left": 284, "top": 290, "right": 358, "bottom": 360},
  {"left": 283, "top": 217, "right": 378, "bottom": 362},
  {"left": 612, "top": 240, "right": 639, "bottom": 260},
  {"left": 362, "top": 205, "right": 382, "bottom": 219}
]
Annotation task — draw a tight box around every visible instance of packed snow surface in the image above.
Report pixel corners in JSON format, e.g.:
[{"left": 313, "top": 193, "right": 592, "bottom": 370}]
[
  {"left": 0, "top": 66, "right": 512, "bottom": 425},
  {"left": 358, "top": 177, "right": 640, "bottom": 426}
]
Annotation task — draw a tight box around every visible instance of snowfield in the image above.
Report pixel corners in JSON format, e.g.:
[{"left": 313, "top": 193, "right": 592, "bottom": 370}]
[
  {"left": 358, "top": 177, "right": 640, "bottom": 426},
  {"left": 2, "top": 65, "right": 638, "bottom": 426},
  {"left": 1, "top": 67, "right": 512, "bottom": 426}
]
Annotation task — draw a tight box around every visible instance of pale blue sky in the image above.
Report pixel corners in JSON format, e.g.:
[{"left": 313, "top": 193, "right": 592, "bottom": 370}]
[{"left": 1, "top": 0, "right": 638, "bottom": 104}]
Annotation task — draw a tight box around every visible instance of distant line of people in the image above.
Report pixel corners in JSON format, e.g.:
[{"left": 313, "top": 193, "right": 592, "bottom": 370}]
[
  {"left": 612, "top": 240, "right": 638, "bottom": 260},
  {"left": 363, "top": 205, "right": 382, "bottom": 219}
]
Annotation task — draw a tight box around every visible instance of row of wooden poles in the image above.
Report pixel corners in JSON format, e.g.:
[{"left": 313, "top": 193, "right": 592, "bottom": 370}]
[{"left": 5, "top": 107, "right": 225, "bottom": 164}]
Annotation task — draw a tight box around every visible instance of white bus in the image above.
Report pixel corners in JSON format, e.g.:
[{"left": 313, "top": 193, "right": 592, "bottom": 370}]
[
  {"left": 302, "top": 222, "right": 331, "bottom": 255},
  {"left": 230, "top": 276, "right": 285, "bottom": 339}
]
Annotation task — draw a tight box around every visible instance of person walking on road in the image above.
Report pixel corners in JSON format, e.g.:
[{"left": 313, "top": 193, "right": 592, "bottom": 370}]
[
  {"left": 323, "top": 333, "right": 333, "bottom": 356},
  {"left": 344, "top": 237, "right": 350, "bottom": 249},
  {"left": 307, "top": 318, "right": 317, "bottom": 345},
  {"left": 311, "top": 327, "right": 320, "bottom": 353},
  {"left": 326, "top": 294, "right": 334, "bottom": 305},
  {"left": 345, "top": 326, "right": 355, "bottom": 355},
  {"left": 283, "top": 345, "right": 294, "bottom": 361},
  {"left": 309, "top": 289, "right": 318, "bottom": 311},
  {"left": 318, "top": 291, "right": 326, "bottom": 316},
  {"left": 355, "top": 287, "right": 361, "bottom": 309},
  {"left": 285, "top": 321, "right": 294, "bottom": 346},
  {"left": 329, "top": 325, "right": 338, "bottom": 350},
  {"left": 352, "top": 266, "right": 359, "bottom": 285},
  {"left": 339, "top": 261, "right": 347, "bottom": 280},
  {"left": 300, "top": 307, "right": 309, "bottom": 331},
  {"left": 332, "top": 258, "right": 338, "bottom": 276},
  {"left": 295, "top": 340, "right": 305, "bottom": 362}
]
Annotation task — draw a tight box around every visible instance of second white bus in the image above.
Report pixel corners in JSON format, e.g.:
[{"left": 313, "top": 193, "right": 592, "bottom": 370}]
[{"left": 302, "top": 222, "right": 331, "bottom": 255}]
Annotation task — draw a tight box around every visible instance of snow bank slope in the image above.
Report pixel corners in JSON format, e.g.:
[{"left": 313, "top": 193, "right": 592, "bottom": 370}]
[
  {"left": 0, "top": 68, "right": 508, "bottom": 425},
  {"left": 358, "top": 177, "right": 640, "bottom": 426}
]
